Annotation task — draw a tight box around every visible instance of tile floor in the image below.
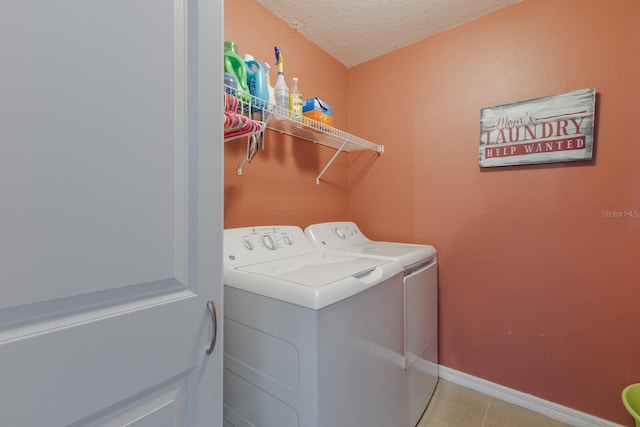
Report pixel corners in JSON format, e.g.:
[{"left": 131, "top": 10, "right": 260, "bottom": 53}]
[{"left": 417, "top": 379, "right": 573, "bottom": 427}]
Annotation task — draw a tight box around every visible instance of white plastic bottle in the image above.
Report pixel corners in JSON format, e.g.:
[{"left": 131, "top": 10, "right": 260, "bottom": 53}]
[
  {"left": 289, "top": 77, "right": 303, "bottom": 119},
  {"left": 264, "top": 62, "right": 276, "bottom": 107}
]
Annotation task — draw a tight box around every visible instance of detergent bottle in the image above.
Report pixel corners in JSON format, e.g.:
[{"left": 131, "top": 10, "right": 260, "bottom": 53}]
[
  {"left": 244, "top": 54, "right": 269, "bottom": 105},
  {"left": 273, "top": 46, "right": 289, "bottom": 111},
  {"left": 264, "top": 62, "right": 276, "bottom": 106},
  {"left": 224, "top": 41, "right": 249, "bottom": 100}
]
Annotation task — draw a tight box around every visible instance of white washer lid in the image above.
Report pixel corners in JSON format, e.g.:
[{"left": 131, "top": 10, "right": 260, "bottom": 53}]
[
  {"left": 225, "top": 252, "right": 402, "bottom": 309},
  {"left": 336, "top": 241, "right": 436, "bottom": 268},
  {"left": 305, "top": 221, "right": 436, "bottom": 268},
  {"left": 237, "top": 251, "right": 387, "bottom": 286},
  {"left": 223, "top": 225, "right": 403, "bottom": 309}
]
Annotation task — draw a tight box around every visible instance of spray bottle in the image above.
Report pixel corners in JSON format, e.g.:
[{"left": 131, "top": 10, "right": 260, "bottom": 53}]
[{"left": 273, "top": 46, "right": 289, "bottom": 112}]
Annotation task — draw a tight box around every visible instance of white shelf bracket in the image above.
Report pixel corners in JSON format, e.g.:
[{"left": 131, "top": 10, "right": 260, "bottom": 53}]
[
  {"left": 316, "top": 139, "right": 349, "bottom": 184},
  {"left": 236, "top": 124, "right": 265, "bottom": 175}
]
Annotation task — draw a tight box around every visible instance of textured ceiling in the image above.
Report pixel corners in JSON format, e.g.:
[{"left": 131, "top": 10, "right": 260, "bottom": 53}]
[{"left": 255, "top": 0, "right": 521, "bottom": 68}]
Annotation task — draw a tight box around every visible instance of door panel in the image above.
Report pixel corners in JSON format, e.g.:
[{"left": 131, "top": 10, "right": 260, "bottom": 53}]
[
  {"left": 0, "top": 0, "right": 223, "bottom": 425},
  {"left": 0, "top": 0, "right": 182, "bottom": 309}
]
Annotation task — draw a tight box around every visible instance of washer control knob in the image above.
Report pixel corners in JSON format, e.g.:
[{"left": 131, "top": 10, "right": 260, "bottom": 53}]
[
  {"left": 243, "top": 239, "right": 254, "bottom": 250},
  {"left": 262, "top": 234, "right": 277, "bottom": 250},
  {"left": 283, "top": 235, "right": 293, "bottom": 245},
  {"left": 335, "top": 228, "right": 346, "bottom": 239}
]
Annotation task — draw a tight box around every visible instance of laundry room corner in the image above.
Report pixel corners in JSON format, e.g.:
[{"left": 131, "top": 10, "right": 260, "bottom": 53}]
[
  {"left": 346, "top": 1, "right": 640, "bottom": 425},
  {"left": 224, "top": 0, "right": 640, "bottom": 425},
  {"left": 224, "top": 0, "right": 353, "bottom": 229}
]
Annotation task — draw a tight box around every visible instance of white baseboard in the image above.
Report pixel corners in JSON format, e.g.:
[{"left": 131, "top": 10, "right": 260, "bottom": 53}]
[{"left": 438, "top": 366, "right": 624, "bottom": 427}]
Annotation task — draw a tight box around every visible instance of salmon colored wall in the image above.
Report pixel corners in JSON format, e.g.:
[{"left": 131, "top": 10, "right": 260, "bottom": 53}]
[
  {"left": 224, "top": 0, "right": 351, "bottom": 229},
  {"left": 348, "top": 0, "right": 640, "bottom": 424}
]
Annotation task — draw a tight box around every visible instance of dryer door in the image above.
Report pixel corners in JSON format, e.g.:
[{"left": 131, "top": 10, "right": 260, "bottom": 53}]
[
  {"left": 405, "top": 259, "right": 439, "bottom": 426},
  {"left": 405, "top": 259, "right": 438, "bottom": 370}
]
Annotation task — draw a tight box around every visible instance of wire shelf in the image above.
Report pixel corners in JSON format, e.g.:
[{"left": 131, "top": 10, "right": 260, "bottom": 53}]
[
  {"left": 224, "top": 84, "right": 384, "bottom": 183},
  {"left": 224, "top": 85, "right": 383, "bottom": 154}
]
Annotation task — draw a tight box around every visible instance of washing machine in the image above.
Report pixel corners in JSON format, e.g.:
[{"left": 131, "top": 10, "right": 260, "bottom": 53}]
[
  {"left": 223, "top": 226, "right": 407, "bottom": 427},
  {"left": 304, "top": 222, "right": 438, "bottom": 427}
]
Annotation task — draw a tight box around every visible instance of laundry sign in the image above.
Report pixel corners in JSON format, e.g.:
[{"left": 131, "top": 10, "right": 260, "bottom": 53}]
[{"left": 479, "top": 88, "right": 596, "bottom": 167}]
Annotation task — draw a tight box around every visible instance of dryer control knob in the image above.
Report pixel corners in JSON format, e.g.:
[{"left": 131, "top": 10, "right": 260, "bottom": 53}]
[
  {"left": 283, "top": 235, "right": 293, "bottom": 245},
  {"left": 335, "top": 228, "right": 346, "bottom": 239},
  {"left": 262, "top": 234, "right": 277, "bottom": 250},
  {"left": 243, "top": 239, "right": 254, "bottom": 250}
]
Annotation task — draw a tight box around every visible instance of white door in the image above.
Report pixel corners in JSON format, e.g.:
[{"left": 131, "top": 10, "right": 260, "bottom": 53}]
[{"left": 0, "top": 0, "right": 223, "bottom": 426}]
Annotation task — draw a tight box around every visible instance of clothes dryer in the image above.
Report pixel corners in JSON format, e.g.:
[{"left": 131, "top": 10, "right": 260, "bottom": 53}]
[
  {"left": 223, "top": 226, "right": 407, "bottom": 427},
  {"left": 305, "top": 221, "right": 438, "bottom": 427}
]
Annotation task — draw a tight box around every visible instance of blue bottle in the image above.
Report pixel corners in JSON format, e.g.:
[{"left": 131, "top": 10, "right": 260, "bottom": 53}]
[
  {"left": 224, "top": 72, "right": 237, "bottom": 94},
  {"left": 244, "top": 54, "right": 270, "bottom": 106}
]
